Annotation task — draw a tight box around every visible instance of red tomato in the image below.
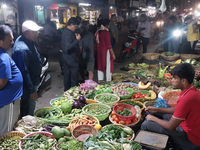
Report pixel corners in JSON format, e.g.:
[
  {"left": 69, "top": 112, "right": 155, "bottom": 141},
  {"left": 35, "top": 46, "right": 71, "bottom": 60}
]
[
  {"left": 132, "top": 117, "right": 138, "bottom": 123},
  {"left": 126, "top": 137, "right": 131, "bottom": 140},
  {"left": 112, "top": 115, "right": 117, "bottom": 120},
  {"left": 119, "top": 120, "right": 126, "bottom": 125},
  {"left": 117, "top": 106, "right": 124, "bottom": 111},
  {"left": 125, "top": 120, "right": 132, "bottom": 124},
  {"left": 111, "top": 111, "right": 115, "bottom": 115},
  {"left": 115, "top": 117, "right": 119, "bottom": 123}
]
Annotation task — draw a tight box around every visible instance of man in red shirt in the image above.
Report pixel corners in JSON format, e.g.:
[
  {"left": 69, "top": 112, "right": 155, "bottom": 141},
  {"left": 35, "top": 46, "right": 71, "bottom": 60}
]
[{"left": 141, "top": 63, "right": 200, "bottom": 149}]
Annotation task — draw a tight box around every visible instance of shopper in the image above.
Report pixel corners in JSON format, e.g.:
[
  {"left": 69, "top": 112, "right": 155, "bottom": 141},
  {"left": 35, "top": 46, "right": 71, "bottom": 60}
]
[
  {"left": 95, "top": 19, "right": 116, "bottom": 83},
  {"left": 167, "top": 15, "right": 182, "bottom": 53},
  {"left": 97, "top": 14, "right": 103, "bottom": 28},
  {"left": 137, "top": 14, "right": 151, "bottom": 53},
  {"left": 0, "top": 25, "right": 23, "bottom": 136},
  {"left": 79, "top": 21, "right": 94, "bottom": 80},
  {"left": 62, "top": 17, "right": 81, "bottom": 91},
  {"left": 109, "top": 14, "right": 118, "bottom": 50},
  {"left": 141, "top": 63, "right": 200, "bottom": 149},
  {"left": 187, "top": 18, "right": 199, "bottom": 53},
  {"left": 117, "top": 14, "right": 122, "bottom": 31},
  {"left": 12, "top": 20, "right": 43, "bottom": 117}
]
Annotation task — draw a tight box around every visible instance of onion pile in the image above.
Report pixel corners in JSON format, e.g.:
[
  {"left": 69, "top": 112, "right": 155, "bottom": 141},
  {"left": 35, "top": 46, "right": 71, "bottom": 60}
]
[{"left": 117, "top": 90, "right": 130, "bottom": 95}]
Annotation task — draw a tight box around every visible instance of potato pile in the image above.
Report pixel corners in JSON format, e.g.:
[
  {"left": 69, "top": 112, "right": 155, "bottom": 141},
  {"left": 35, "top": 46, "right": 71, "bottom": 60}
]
[{"left": 111, "top": 83, "right": 139, "bottom": 93}]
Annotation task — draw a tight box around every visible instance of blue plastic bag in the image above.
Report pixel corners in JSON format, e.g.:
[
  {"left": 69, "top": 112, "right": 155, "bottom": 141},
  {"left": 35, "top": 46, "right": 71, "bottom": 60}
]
[{"left": 153, "top": 98, "right": 170, "bottom": 108}]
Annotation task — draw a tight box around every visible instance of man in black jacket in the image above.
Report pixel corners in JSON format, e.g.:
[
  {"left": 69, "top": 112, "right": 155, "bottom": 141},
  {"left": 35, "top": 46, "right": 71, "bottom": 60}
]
[{"left": 62, "top": 17, "right": 81, "bottom": 91}]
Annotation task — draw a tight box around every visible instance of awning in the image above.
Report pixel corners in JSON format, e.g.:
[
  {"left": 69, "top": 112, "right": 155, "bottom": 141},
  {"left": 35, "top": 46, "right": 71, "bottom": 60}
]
[{"left": 49, "top": 3, "right": 70, "bottom": 10}]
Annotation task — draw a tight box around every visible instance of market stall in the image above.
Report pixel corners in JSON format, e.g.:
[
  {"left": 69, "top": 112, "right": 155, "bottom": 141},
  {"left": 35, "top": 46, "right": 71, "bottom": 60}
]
[{"left": 1, "top": 52, "right": 200, "bottom": 149}]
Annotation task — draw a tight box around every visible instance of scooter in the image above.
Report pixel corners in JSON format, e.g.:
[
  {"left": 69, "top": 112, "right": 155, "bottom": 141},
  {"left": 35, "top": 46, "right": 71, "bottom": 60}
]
[
  {"left": 119, "top": 30, "right": 142, "bottom": 63},
  {"left": 37, "top": 54, "right": 51, "bottom": 96}
]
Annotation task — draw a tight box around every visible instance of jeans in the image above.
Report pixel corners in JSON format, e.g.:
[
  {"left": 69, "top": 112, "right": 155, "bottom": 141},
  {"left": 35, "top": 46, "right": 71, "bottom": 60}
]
[
  {"left": 141, "top": 113, "right": 199, "bottom": 149},
  {"left": 141, "top": 37, "right": 149, "bottom": 53},
  {"left": 20, "top": 86, "right": 37, "bottom": 118},
  {"left": 168, "top": 39, "right": 180, "bottom": 53},
  {"left": 111, "top": 38, "right": 116, "bottom": 50}
]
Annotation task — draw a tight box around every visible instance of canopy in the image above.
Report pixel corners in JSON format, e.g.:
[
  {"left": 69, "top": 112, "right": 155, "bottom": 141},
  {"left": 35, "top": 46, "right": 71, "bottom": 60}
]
[{"left": 49, "top": 3, "right": 70, "bottom": 10}]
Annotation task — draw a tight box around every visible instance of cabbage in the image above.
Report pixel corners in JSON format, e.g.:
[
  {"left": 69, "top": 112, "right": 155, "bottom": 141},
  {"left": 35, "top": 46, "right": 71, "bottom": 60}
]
[{"left": 61, "top": 101, "right": 72, "bottom": 114}]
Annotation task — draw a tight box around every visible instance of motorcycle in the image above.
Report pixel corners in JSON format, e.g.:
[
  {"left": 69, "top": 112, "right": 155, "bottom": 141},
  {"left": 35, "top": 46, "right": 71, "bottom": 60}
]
[
  {"left": 119, "top": 30, "right": 142, "bottom": 63},
  {"left": 37, "top": 54, "right": 51, "bottom": 96}
]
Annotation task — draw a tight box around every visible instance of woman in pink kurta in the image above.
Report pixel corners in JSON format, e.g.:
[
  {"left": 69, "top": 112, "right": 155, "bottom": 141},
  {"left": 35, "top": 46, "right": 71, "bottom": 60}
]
[{"left": 95, "top": 19, "right": 116, "bottom": 83}]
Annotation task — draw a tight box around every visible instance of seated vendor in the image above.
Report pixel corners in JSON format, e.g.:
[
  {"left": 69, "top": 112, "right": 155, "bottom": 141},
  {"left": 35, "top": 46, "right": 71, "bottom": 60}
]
[{"left": 141, "top": 63, "right": 200, "bottom": 149}]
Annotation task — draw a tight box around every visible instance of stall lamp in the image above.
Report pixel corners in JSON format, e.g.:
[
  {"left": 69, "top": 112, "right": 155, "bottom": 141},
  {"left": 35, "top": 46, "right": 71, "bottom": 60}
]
[
  {"left": 198, "top": 4, "right": 200, "bottom": 8},
  {"left": 79, "top": 3, "right": 91, "bottom": 6},
  {"left": 110, "top": 6, "right": 113, "bottom": 9}
]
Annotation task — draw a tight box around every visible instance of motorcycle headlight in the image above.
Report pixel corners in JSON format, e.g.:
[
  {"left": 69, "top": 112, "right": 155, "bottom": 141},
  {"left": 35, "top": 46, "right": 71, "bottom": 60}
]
[
  {"left": 156, "top": 21, "right": 161, "bottom": 26},
  {"left": 125, "top": 42, "right": 132, "bottom": 47},
  {"left": 173, "top": 29, "right": 182, "bottom": 37}
]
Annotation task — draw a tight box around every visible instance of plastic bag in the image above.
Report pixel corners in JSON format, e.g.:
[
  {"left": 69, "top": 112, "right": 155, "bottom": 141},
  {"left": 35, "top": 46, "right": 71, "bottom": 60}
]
[{"left": 153, "top": 98, "right": 170, "bottom": 108}]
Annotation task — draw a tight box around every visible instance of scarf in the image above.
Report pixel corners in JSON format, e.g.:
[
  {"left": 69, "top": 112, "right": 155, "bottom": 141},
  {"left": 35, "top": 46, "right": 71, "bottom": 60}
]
[{"left": 95, "top": 25, "right": 109, "bottom": 44}]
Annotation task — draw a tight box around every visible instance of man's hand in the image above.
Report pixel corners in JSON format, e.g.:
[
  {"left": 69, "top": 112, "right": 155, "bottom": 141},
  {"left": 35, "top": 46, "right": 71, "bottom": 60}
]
[
  {"left": 146, "top": 114, "right": 156, "bottom": 122},
  {"left": 76, "top": 34, "right": 81, "bottom": 40},
  {"left": 145, "top": 106, "right": 158, "bottom": 114},
  {"left": 31, "top": 92, "right": 38, "bottom": 100}
]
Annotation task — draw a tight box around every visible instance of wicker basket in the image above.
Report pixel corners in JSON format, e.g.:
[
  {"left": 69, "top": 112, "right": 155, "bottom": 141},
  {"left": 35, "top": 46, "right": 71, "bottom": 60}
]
[
  {"left": 101, "top": 124, "right": 135, "bottom": 140},
  {"left": 143, "top": 100, "right": 157, "bottom": 108},
  {"left": 143, "top": 53, "right": 160, "bottom": 60},
  {"left": 0, "top": 131, "right": 25, "bottom": 141},
  {"left": 180, "top": 54, "right": 200, "bottom": 60},
  {"left": 161, "top": 52, "right": 180, "bottom": 61},
  {"left": 148, "top": 64, "right": 158, "bottom": 69},
  {"left": 94, "top": 93, "right": 120, "bottom": 108},
  {"left": 19, "top": 131, "right": 56, "bottom": 150},
  {"left": 72, "top": 125, "right": 97, "bottom": 142},
  {"left": 69, "top": 115, "right": 100, "bottom": 131},
  {"left": 166, "top": 61, "right": 180, "bottom": 66},
  {"left": 109, "top": 114, "right": 140, "bottom": 127},
  {"left": 112, "top": 73, "right": 125, "bottom": 80},
  {"left": 34, "top": 107, "right": 62, "bottom": 119}
]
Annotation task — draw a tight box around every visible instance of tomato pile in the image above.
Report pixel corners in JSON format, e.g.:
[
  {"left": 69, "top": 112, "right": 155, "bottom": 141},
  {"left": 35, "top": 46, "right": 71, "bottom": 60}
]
[
  {"left": 131, "top": 92, "right": 147, "bottom": 99},
  {"left": 111, "top": 111, "right": 138, "bottom": 125}
]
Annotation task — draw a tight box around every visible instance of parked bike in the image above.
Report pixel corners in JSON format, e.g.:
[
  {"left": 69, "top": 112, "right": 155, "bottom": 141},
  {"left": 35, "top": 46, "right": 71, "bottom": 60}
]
[{"left": 119, "top": 30, "right": 142, "bottom": 63}]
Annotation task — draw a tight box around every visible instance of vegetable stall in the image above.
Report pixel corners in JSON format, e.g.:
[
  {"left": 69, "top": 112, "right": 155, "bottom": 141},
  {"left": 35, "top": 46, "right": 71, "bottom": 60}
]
[{"left": 1, "top": 53, "right": 200, "bottom": 150}]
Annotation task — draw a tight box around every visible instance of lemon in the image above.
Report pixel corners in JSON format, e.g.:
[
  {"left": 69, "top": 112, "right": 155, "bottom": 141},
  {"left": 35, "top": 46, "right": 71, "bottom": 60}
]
[{"left": 95, "top": 124, "right": 102, "bottom": 130}]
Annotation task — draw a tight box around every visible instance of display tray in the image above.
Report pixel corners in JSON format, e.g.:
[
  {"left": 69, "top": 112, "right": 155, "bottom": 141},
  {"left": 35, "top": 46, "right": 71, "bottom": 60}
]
[{"left": 134, "top": 130, "right": 169, "bottom": 150}]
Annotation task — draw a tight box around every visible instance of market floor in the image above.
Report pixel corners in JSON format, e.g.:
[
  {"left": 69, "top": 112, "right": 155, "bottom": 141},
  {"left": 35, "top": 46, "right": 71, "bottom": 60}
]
[{"left": 36, "top": 26, "right": 159, "bottom": 110}]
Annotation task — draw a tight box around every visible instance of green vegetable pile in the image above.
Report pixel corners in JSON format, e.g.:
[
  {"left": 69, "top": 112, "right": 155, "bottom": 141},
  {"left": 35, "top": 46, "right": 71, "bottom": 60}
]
[
  {"left": 58, "top": 137, "right": 83, "bottom": 150},
  {"left": 137, "top": 63, "right": 149, "bottom": 68},
  {"left": 101, "top": 124, "right": 133, "bottom": 139},
  {"left": 120, "top": 101, "right": 143, "bottom": 109},
  {"left": 86, "top": 91, "right": 96, "bottom": 99},
  {"left": 117, "top": 108, "right": 132, "bottom": 116},
  {"left": 38, "top": 108, "right": 61, "bottom": 119},
  {"left": 83, "top": 128, "right": 142, "bottom": 150},
  {"left": 95, "top": 83, "right": 113, "bottom": 91},
  {"left": 182, "top": 58, "right": 198, "bottom": 65},
  {"left": 21, "top": 133, "right": 57, "bottom": 150},
  {"left": 0, "top": 137, "right": 21, "bottom": 150},
  {"left": 97, "top": 95, "right": 117, "bottom": 103},
  {"left": 42, "top": 109, "right": 83, "bottom": 125},
  {"left": 84, "top": 105, "right": 110, "bottom": 116}
]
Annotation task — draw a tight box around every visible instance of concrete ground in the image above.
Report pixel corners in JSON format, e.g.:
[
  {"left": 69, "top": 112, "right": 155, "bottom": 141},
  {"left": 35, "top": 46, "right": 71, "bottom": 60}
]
[{"left": 36, "top": 26, "right": 159, "bottom": 110}]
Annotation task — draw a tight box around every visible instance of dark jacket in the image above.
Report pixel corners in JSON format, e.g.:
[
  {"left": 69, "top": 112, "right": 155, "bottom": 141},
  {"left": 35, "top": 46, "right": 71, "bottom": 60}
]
[
  {"left": 62, "top": 28, "right": 79, "bottom": 64},
  {"left": 12, "top": 35, "right": 42, "bottom": 94},
  {"left": 80, "top": 30, "right": 94, "bottom": 62}
]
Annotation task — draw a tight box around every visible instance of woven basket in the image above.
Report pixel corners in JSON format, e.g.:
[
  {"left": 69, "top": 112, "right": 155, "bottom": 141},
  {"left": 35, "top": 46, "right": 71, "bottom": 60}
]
[
  {"left": 101, "top": 124, "right": 135, "bottom": 140},
  {"left": 82, "top": 103, "right": 111, "bottom": 121},
  {"left": 161, "top": 52, "right": 180, "bottom": 61},
  {"left": 69, "top": 115, "right": 99, "bottom": 131},
  {"left": 112, "top": 73, "right": 125, "bottom": 80},
  {"left": 1, "top": 131, "right": 25, "bottom": 141},
  {"left": 19, "top": 131, "right": 55, "bottom": 150},
  {"left": 143, "top": 100, "right": 157, "bottom": 108},
  {"left": 143, "top": 53, "right": 160, "bottom": 60},
  {"left": 166, "top": 61, "right": 180, "bottom": 66},
  {"left": 193, "top": 65, "right": 200, "bottom": 71},
  {"left": 148, "top": 64, "right": 158, "bottom": 69},
  {"left": 34, "top": 107, "right": 62, "bottom": 119},
  {"left": 94, "top": 93, "right": 120, "bottom": 108},
  {"left": 72, "top": 125, "right": 97, "bottom": 142},
  {"left": 109, "top": 114, "right": 140, "bottom": 127},
  {"left": 180, "top": 54, "right": 200, "bottom": 60}
]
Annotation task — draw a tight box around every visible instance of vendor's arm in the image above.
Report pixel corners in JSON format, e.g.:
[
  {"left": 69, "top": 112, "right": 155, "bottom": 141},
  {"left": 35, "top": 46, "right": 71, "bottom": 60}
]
[
  {"left": 0, "top": 79, "right": 8, "bottom": 90},
  {"left": 146, "top": 106, "right": 176, "bottom": 114},
  {"left": 146, "top": 114, "right": 182, "bottom": 131}
]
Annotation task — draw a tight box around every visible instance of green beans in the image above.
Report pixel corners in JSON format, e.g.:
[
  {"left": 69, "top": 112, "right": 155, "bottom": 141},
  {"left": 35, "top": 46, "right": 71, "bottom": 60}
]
[
  {"left": 0, "top": 138, "right": 19, "bottom": 150},
  {"left": 97, "top": 95, "right": 117, "bottom": 103}
]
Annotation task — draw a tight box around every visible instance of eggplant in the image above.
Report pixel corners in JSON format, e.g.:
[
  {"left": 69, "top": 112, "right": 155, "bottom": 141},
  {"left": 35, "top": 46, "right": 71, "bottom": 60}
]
[{"left": 123, "top": 79, "right": 131, "bottom": 82}]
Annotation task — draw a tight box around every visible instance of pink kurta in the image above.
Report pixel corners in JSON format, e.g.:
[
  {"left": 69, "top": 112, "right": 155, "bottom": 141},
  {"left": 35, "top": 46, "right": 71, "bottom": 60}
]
[{"left": 96, "top": 30, "right": 113, "bottom": 72}]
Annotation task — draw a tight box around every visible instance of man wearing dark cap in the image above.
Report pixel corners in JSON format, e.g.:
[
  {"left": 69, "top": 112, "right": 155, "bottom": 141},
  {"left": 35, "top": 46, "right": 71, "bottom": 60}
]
[{"left": 62, "top": 17, "right": 81, "bottom": 91}]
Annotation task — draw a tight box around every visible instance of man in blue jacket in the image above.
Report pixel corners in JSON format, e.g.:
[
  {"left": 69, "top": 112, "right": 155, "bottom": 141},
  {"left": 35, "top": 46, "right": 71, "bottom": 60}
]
[
  {"left": 62, "top": 17, "right": 81, "bottom": 91},
  {"left": 12, "top": 20, "right": 43, "bottom": 117},
  {"left": 0, "top": 25, "right": 23, "bottom": 136}
]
